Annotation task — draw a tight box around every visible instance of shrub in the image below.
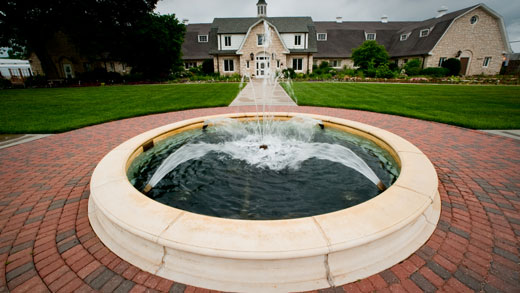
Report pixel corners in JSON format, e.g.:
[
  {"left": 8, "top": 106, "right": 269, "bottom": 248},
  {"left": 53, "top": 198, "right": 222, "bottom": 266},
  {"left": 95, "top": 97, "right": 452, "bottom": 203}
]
[
  {"left": 24, "top": 75, "right": 48, "bottom": 87},
  {"left": 0, "top": 78, "right": 12, "bottom": 89},
  {"left": 420, "top": 67, "right": 450, "bottom": 77},
  {"left": 78, "top": 68, "right": 123, "bottom": 83},
  {"left": 404, "top": 59, "right": 422, "bottom": 76},
  {"left": 282, "top": 68, "right": 296, "bottom": 79},
  {"left": 375, "top": 64, "right": 396, "bottom": 78},
  {"left": 202, "top": 59, "right": 214, "bottom": 75},
  {"left": 442, "top": 58, "right": 461, "bottom": 76}
]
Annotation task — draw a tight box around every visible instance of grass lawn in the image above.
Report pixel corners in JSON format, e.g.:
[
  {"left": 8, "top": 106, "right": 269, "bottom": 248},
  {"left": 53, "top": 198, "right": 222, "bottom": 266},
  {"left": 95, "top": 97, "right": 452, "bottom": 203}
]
[
  {"left": 283, "top": 82, "right": 520, "bottom": 129},
  {"left": 0, "top": 83, "right": 240, "bottom": 133}
]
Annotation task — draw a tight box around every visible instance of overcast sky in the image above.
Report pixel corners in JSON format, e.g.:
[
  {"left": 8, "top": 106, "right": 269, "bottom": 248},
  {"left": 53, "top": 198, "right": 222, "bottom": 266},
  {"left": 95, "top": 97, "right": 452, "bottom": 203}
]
[{"left": 155, "top": 0, "right": 520, "bottom": 52}]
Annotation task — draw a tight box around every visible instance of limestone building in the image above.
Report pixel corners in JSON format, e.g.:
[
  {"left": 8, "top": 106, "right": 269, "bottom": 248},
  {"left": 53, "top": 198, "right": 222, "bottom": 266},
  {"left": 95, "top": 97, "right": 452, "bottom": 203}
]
[{"left": 181, "top": 1, "right": 512, "bottom": 76}]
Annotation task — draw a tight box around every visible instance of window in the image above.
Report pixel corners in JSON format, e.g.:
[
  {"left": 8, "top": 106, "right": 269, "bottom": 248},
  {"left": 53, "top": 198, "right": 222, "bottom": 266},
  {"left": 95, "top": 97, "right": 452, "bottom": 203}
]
[
  {"left": 400, "top": 34, "right": 408, "bottom": 41},
  {"left": 317, "top": 33, "right": 327, "bottom": 41},
  {"left": 184, "top": 62, "right": 197, "bottom": 69},
  {"left": 224, "top": 59, "right": 234, "bottom": 72},
  {"left": 257, "top": 34, "right": 265, "bottom": 46},
  {"left": 295, "top": 35, "right": 302, "bottom": 46},
  {"left": 246, "top": 61, "right": 250, "bottom": 69},
  {"left": 366, "top": 33, "right": 376, "bottom": 40},
  {"left": 438, "top": 57, "right": 447, "bottom": 67},
  {"left": 483, "top": 57, "right": 491, "bottom": 67},
  {"left": 470, "top": 15, "right": 479, "bottom": 25},
  {"left": 224, "top": 36, "right": 231, "bottom": 47},
  {"left": 83, "top": 63, "right": 91, "bottom": 72},
  {"left": 198, "top": 35, "right": 208, "bottom": 43},
  {"left": 110, "top": 62, "right": 115, "bottom": 72},
  {"left": 277, "top": 60, "right": 280, "bottom": 68},
  {"left": 420, "top": 29, "right": 430, "bottom": 37},
  {"left": 292, "top": 58, "right": 303, "bottom": 71},
  {"left": 331, "top": 60, "right": 340, "bottom": 68}
]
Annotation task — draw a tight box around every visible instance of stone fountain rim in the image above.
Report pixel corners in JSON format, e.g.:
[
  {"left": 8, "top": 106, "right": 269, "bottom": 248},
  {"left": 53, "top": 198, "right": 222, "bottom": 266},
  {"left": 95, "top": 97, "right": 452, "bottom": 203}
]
[{"left": 88, "top": 112, "right": 440, "bottom": 291}]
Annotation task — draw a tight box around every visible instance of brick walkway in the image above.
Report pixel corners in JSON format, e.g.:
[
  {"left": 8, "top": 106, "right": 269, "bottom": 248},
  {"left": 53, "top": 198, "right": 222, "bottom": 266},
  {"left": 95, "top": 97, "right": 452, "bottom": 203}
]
[{"left": 0, "top": 106, "right": 518, "bottom": 293}]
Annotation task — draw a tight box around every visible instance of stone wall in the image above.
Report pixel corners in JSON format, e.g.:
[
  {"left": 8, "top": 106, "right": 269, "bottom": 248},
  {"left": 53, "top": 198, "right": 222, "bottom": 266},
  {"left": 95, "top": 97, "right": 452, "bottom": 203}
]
[
  {"left": 214, "top": 55, "right": 241, "bottom": 75},
  {"left": 237, "top": 21, "right": 289, "bottom": 77},
  {"left": 427, "top": 7, "right": 507, "bottom": 75}
]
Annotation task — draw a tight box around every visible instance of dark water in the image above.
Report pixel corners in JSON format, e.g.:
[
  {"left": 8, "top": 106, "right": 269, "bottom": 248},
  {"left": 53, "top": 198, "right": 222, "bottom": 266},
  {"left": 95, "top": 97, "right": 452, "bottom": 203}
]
[{"left": 128, "top": 124, "right": 399, "bottom": 220}]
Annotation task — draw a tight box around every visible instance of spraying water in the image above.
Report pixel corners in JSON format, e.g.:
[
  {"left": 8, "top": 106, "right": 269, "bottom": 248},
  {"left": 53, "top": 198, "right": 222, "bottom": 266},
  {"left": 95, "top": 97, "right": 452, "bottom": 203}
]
[
  {"left": 143, "top": 20, "right": 385, "bottom": 193},
  {"left": 146, "top": 117, "right": 383, "bottom": 191}
]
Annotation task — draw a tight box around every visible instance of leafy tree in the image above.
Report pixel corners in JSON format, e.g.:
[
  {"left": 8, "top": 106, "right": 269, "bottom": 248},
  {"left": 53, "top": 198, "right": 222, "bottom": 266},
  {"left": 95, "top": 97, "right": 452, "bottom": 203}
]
[
  {"left": 123, "top": 13, "right": 185, "bottom": 78},
  {"left": 404, "top": 59, "right": 422, "bottom": 76},
  {"left": 0, "top": 0, "right": 158, "bottom": 78},
  {"left": 442, "top": 58, "right": 462, "bottom": 76},
  {"left": 351, "top": 41, "right": 389, "bottom": 71}
]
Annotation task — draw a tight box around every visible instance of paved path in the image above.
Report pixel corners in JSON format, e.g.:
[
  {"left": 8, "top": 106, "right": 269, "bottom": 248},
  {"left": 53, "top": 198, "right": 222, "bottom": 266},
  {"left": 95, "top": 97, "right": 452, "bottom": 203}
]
[
  {"left": 0, "top": 106, "right": 519, "bottom": 292},
  {"left": 481, "top": 130, "right": 520, "bottom": 141},
  {"left": 229, "top": 79, "right": 297, "bottom": 107},
  {"left": 0, "top": 134, "right": 52, "bottom": 150}
]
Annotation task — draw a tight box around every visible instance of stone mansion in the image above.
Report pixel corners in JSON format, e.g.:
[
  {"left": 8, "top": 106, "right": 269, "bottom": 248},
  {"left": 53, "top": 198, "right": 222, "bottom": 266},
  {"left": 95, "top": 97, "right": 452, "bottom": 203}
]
[{"left": 181, "top": 1, "right": 511, "bottom": 76}]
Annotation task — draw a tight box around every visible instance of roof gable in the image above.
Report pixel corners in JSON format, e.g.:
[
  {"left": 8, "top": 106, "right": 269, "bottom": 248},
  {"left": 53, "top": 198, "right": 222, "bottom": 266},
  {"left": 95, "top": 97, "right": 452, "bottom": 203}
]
[{"left": 212, "top": 17, "right": 315, "bottom": 34}]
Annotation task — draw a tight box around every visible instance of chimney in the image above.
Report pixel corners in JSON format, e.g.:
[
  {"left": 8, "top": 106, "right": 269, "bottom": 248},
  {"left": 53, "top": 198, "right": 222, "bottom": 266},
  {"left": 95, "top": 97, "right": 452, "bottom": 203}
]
[
  {"left": 182, "top": 19, "right": 189, "bottom": 25},
  {"left": 381, "top": 15, "right": 388, "bottom": 23},
  {"left": 336, "top": 17, "right": 343, "bottom": 23},
  {"left": 436, "top": 6, "right": 448, "bottom": 18}
]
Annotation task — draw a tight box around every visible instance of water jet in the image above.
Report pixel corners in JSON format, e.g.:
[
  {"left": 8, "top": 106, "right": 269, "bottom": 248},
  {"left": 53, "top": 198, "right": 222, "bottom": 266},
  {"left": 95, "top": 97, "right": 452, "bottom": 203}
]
[{"left": 89, "top": 112, "right": 440, "bottom": 292}]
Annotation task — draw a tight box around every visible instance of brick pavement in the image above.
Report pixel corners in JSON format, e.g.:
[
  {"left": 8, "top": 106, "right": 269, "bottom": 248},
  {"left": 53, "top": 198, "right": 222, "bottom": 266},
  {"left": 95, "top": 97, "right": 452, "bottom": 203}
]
[{"left": 0, "top": 106, "right": 518, "bottom": 293}]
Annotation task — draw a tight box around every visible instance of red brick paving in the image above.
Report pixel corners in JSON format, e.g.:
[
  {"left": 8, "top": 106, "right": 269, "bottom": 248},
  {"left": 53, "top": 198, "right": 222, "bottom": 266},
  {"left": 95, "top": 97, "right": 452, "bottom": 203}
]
[{"left": 0, "top": 106, "right": 519, "bottom": 292}]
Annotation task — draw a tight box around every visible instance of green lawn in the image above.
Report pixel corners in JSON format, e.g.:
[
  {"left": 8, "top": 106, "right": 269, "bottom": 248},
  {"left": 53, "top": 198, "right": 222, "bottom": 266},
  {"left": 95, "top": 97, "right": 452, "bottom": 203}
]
[
  {"left": 283, "top": 82, "right": 520, "bottom": 129},
  {"left": 0, "top": 83, "right": 240, "bottom": 133}
]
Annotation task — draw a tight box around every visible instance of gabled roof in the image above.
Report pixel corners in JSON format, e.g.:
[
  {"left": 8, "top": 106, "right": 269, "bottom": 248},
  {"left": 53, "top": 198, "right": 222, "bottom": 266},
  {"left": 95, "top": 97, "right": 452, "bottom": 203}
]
[
  {"left": 181, "top": 23, "right": 212, "bottom": 60},
  {"left": 212, "top": 17, "right": 314, "bottom": 34},
  {"left": 314, "top": 22, "right": 415, "bottom": 58},
  {"left": 209, "top": 17, "right": 317, "bottom": 54},
  {"left": 389, "top": 5, "right": 479, "bottom": 57},
  {"left": 314, "top": 4, "right": 490, "bottom": 59}
]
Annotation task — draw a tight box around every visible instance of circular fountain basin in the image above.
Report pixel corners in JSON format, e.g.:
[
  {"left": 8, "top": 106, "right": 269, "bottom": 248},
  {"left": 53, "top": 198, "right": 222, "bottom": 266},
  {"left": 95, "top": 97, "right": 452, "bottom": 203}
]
[{"left": 89, "top": 112, "right": 440, "bottom": 292}]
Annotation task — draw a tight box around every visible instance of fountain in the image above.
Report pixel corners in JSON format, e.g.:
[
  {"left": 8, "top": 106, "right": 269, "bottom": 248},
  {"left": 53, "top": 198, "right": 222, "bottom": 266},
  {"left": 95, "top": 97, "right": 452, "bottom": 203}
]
[{"left": 88, "top": 20, "right": 440, "bottom": 292}]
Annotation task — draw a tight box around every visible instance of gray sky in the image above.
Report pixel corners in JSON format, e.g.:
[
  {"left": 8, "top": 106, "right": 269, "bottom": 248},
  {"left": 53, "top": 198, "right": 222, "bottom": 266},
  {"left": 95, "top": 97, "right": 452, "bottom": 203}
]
[{"left": 155, "top": 0, "right": 520, "bottom": 52}]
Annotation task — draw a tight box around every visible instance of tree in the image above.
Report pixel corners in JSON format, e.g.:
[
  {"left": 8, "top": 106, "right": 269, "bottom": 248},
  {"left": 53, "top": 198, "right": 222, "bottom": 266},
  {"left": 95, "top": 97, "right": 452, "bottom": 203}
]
[
  {"left": 404, "top": 59, "right": 422, "bottom": 76},
  {"left": 123, "top": 13, "right": 185, "bottom": 79},
  {"left": 351, "top": 41, "right": 389, "bottom": 71},
  {"left": 442, "top": 58, "right": 462, "bottom": 76},
  {"left": 0, "top": 0, "right": 158, "bottom": 78}
]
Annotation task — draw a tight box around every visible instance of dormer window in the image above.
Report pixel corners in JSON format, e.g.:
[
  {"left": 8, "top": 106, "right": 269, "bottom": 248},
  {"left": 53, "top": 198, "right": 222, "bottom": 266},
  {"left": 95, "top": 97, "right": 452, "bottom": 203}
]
[
  {"left": 224, "top": 36, "right": 231, "bottom": 47},
  {"left": 198, "top": 35, "right": 208, "bottom": 43},
  {"left": 317, "top": 33, "right": 327, "bottom": 41},
  {"left": 400, "top": 34, "right": 408, "bottom": 41},
  {"left": 294, "top": 35, "right": 302, "bottom": 46},
  {"left": 420, "top": 29, "right": 430, "bottom": 37},
  {"left": 366, "top": 33, "right": 376, "bottom": 40}
]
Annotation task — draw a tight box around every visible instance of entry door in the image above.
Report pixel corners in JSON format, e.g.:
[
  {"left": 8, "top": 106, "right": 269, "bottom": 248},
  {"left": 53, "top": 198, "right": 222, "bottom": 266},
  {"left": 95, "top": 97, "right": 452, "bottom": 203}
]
[
  {"left": 63, "top": 64, "right": 74, "bottom": 79},
  {"left": 256, "top": 56, "right": 270, "bottom": 78},
  {"left": 459, "top": 58, "right": 469, "bottom": 75}
]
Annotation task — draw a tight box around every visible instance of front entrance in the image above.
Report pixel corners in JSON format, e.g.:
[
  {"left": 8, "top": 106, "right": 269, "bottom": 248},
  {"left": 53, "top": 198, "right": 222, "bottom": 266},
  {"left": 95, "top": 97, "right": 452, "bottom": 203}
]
[
  {"left": 63, "top": 64, "right": 74, "bottom": 79},
  {"left": 256, "top": 55, "right": 270, "bottom": 78},
  {"left": 459, "top": 57, "right": 470, "bottom": 75}
]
